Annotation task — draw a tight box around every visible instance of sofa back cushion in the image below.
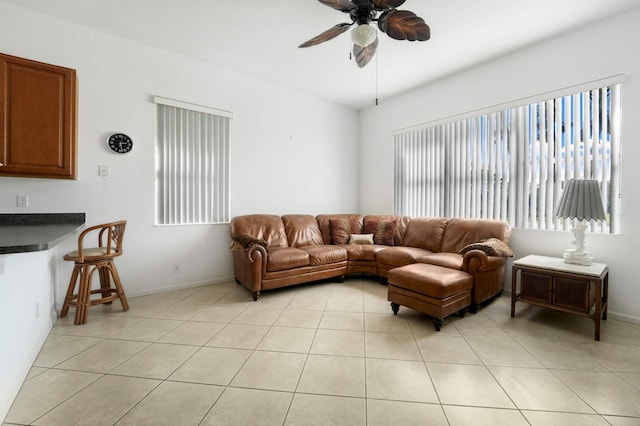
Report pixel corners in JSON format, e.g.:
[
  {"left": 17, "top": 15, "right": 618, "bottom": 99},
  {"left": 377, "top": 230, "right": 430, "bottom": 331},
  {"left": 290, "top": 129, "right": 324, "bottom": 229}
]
[
  {"left": 229, "top": 214, "right": 288, "bottom": 248},
  {"left": 401, "top": 218, "right": 448, "bottom": 252},
  {"left": 440, "top": 218, "right": 511, "bottom": 253},
  {"left": 316, "top": 214, "right": 363, "bottom": 244},
  {"left": 282, "top": 214, "right": 324, "bottom": 248}
]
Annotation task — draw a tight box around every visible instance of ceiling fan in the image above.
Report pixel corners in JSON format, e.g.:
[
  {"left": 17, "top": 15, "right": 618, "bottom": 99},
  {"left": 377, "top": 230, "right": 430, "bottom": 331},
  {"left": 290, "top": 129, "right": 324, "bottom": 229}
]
[{"left": 299, "top": 0, "right": 430, "bottom": 68}]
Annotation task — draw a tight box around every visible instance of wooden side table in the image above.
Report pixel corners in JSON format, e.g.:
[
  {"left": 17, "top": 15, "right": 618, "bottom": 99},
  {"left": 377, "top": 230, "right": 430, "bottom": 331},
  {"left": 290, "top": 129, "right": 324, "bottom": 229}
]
[{"left": 511, "top": 255, "right": 608, "bottom": 341}]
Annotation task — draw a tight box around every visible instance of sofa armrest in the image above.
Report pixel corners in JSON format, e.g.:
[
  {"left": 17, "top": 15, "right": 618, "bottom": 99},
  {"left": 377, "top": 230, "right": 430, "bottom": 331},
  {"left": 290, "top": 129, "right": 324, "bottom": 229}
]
[
  {"left": 462, "top": 250, "right": 509, "bottom": 307},
  {"left": 231, "top": 234, "right": 268, "bottom": 293},
  {"left": 462, "top": 250, "right": 506, "bottom": 273}
]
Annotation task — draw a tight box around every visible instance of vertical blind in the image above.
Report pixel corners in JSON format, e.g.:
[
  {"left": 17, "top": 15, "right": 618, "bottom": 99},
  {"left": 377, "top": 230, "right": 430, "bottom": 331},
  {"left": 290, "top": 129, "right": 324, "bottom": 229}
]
[
  {"left": 155, "top": 97, "right": 231, "bottom": 225},
  {"left": 394, "top": 83, "right": 621, "bottom": 233}
]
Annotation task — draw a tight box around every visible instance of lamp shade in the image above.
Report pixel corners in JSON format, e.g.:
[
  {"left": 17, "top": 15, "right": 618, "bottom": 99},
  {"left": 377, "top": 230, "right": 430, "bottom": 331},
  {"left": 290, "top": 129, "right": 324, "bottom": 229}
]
[
  {"left": 351, "top": 24, "right": 377, "bottom": 47},
  {"left": 554, "top": 179, "right": 606, "bottom": 221}
]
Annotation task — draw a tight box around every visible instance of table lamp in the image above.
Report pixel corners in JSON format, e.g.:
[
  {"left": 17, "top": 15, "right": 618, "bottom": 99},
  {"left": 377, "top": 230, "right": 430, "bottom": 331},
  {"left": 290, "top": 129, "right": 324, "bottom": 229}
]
[{"left": 554, "top": 179, "right": 606, "bottom": 266}]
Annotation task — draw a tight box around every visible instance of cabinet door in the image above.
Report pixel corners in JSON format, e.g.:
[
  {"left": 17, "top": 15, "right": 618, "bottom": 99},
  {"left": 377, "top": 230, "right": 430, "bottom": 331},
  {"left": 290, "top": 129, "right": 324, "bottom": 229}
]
[
  {"left": 521, "top": 271, "right": 553, "bottom": 303},
  {"left": 553, "top": 278, "right": 592, "bottom": 313},
  {"left": 0, "top": 53, "right": 77, "bottom": 179}
]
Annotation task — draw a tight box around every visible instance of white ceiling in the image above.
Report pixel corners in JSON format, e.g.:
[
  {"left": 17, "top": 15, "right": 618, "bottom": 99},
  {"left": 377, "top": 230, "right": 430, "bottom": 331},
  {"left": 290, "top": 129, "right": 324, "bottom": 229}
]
[{"left": 5, "top": 0, "right": 640, "bottom": 110}]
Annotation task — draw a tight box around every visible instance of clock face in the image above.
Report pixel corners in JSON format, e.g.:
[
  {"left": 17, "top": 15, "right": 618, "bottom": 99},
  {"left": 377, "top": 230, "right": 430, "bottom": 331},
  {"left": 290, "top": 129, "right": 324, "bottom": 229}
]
[{"left": 106, "top": 133, "right": 133, "bottom": 154}]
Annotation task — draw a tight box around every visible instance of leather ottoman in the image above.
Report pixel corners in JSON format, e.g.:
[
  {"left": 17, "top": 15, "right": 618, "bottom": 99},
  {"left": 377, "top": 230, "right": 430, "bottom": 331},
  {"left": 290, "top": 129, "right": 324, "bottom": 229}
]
[{"left": 388, "top": 263, "right": 472, "bottom": 331}]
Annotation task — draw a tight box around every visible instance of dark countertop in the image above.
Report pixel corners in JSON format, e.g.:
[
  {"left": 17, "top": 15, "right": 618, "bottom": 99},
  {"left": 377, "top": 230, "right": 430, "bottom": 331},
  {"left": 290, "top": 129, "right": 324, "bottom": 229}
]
[{"left": 0, "top": 213, "right": 85, "bottom": 254}]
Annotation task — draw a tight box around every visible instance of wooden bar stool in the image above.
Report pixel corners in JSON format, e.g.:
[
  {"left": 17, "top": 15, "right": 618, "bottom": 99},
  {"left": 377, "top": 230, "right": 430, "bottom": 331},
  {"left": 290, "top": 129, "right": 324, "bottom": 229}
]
[{"left": 61, "top": 220, "right": 129, "bottom": 324}]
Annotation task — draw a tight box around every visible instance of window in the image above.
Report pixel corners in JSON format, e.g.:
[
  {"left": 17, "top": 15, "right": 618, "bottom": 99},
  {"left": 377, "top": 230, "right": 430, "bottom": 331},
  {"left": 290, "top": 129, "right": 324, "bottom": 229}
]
[
  {"left": 394, "top": 81, "right": 621, "bottom": 233},
  {"left": 155, "top": 96, "right": 231, "bottom": 225}
]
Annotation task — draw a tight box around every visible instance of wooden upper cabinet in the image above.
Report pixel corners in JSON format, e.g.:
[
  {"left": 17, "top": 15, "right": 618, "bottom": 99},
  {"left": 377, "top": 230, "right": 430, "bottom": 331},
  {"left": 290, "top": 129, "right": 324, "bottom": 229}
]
[{"left": 0, "top": 52, "right": 77, "bottom": 179}]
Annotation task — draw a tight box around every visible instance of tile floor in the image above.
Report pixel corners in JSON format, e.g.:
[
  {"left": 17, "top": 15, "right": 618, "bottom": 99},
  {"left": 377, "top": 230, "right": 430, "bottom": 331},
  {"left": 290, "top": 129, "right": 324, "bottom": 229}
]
[{"left": 4, "top": 277, "right": 640, "bottom": 425}]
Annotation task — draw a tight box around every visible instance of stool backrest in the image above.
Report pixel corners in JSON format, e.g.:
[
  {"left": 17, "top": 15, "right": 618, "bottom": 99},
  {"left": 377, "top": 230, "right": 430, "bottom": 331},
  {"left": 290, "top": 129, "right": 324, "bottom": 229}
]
[{"left": 75, "top": 220, "right": 127, "bottom": 262}]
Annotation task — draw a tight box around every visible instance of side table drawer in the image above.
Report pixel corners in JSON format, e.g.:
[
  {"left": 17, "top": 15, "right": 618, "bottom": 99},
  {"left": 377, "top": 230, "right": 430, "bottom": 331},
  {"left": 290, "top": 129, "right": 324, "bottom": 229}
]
[
  {"left": 521, "top": 272, "right": 552, "bottom": 303},
  {"left": 554, "top": 277, "right": 594, "bottom": 313}
]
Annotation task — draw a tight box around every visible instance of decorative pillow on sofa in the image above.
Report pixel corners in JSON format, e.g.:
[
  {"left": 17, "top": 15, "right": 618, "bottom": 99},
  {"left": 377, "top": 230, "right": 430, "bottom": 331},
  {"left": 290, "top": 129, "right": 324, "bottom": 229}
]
[
  {"left": 349, "top": 233, "right": 374, "bottom": 245},
  {"left": 458, "top": 238, "right": 514, "bottom": 257},
  {"left": 363, "top": 217, "right": 397, "bottom": 246},
  {"left": 329, "top": 217, "right": 362, "bottom": 245},
  {"left": 231, "top": 233, "right": 268, "bottom": 252}
]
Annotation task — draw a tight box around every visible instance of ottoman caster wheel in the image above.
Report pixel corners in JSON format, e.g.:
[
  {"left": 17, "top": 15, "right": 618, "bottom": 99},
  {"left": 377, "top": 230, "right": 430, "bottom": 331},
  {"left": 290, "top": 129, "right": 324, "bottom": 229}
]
[
  {"left": 432, "top": 318, "right": 444, "bottom": 331},
  {"left": 390, "top": 302, "right": 400, "bottom": 315},
  {"left": 252, "top": 291, "right": 260, "bottom": 301}
]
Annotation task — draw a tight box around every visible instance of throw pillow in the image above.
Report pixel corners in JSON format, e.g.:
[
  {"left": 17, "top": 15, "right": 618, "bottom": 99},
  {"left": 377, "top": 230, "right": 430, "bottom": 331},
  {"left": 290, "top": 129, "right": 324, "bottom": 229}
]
[
  {"left": 329, "top": 217, "right": 361, "bottom": 245},
  {"left": 458, "top": 238, "right": 514, "bottom": 257},
  {"left": 349, "top": 233, "right": 374, "bottom": 245},
  {"left": 363, "top": 217, "right": 397, "bottom": 246}
]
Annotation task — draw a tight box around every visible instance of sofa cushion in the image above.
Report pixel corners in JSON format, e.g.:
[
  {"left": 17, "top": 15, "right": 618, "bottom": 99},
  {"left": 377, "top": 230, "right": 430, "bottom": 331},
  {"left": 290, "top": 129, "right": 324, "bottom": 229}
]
[
  {"left": 266, "top": 247, "right": 310, "bottom": 272},
  {"left": 363, "top": 216, "right": 397, "bottom": 245},
  {"left": 440, "top": 219, "right": 511, "bottom": 253},
  {"left": 229, "top": 214, "right": 288, "bottom": 248},
  {"left": 282, "top": 214, "right": 324, "bottom": 248},
  {"left": 300, "top": 245, "right": 348, "bottom": 265},
  {"left": 349, "top": 233, "right": 374, "bottom": 245},
  {"left": 401, "top": 218, "right": 448, "bottom": 252},
  {"left": 343, "top": 244, "right": 386, "bottom": 261},
  {"left": 317, "top": 214, "right": 363, "bottom": 244},
  {"left": 416, "top": 252, "right": 464, "bottom": 270},
  {"left": 377, "top": 246, "right": 433, "bottom": 267},
  {"left": 329, "top": 217, "right": 362, "bottom": 245}
]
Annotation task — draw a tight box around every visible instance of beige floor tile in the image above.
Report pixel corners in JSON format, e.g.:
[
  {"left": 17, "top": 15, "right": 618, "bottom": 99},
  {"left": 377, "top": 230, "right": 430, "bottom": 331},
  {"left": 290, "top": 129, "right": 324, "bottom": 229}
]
[
  {"left": 287, "top": 295, "right": 328, "bottom": 310},
  {"left": 253, "top": 290, "right": 297, "bottom": 308},
  {"left": 365, "top": 331, "right": 422, "bottom": 361},
  {"left": 97, "top": 300, "right": 172, "bottom": 318},
  {"left": 522, "top": 410, "right": 611, "bottom": 425},
  {"left": 366, "top": 399, "right": 448, "bottom": 426},
  {"left": 366, "top": 358, "right": 438, "bottom": 403},
  {"left": 230, "top": 351, "right": 306, "bottom": 391},
  {"left": 231, "top": 305, "right": 284, "bottom": 326},
  {"left": 115, "top": 381, "right": 223, "bottom": 426},
  {"left": 257, "top": 326, "right": 316, "bottom": 353},
  {"left": 415, "top": 334, "right": 482, "bottom": 364},
  {"left": 489, "top": 366, "right": 594, "bottom": 413},
  {"left": 444, "top": 406, "right": 530, "bottom": 426},
  {"left": 319, "top": 311, "right": 364, "bottom": 331},
  {"left": 602, "top": 415, "right": 640, "bottom": 425},
  {"left": 142, "top": 288, "right": 200, "bottom": 303},
  {"left": 111, "top": 343, "right": 198, "bottom": 379},
  {"left": 427, "top": 363, "right": 515, "bottom": 408},
  {"left": 466, "top": 337, "right": 543, "bottom": 367},
  {"left": 179, "top": 287, "right": 231, "bottom": 304},
  {"left": 24, "top": 366, "right": 48, "bottom": 381},
  {"left": 297, "top": 354, "right": 365, "bottom": 397},
  {"left": 112, "top": 318, "right": 182, "bottom": 342},
  {"left": 405, "top": 313, "right": 460, "bottom": 336},
  {"left": 157, "top": 321, "right": 225, "bottom": 345},
  {"left": 450, "top": 314, "right": 513, "bottom": 339},
  {"left": 201, "top": 387, "right": 293, "bottom": 426},
  {"left": 575, "top": 341, "right": 640, "bottom": 373},
  {"left": 364, "top": 312, "right": 412, "bottom": 333},
  {"left": 330, "top": 281, "right": 365, "bottom": 298},
  {"left": 518, "top": 338, "right": 606, "bottom": 370},
  {"left": 275, "top": 308, "right": 323, "bottom": 328},
  {"left": 148, "top": 303, "right": 207, "bottom": 320},
  {"left": 284, "top": 393, "right": 366, "bottom": 426},
  {"left": 33, "top": 375, "right": 159, "bottom": 426},
  {"left": 4, "top": 369, "right": 101, "bottom": 425},
  {"left": 206, "top": 323, "right": 270, "bottom": 349},
  {"left": 325, "top": 296, "right": 364, "bottom": 312},
  {"left": 57, "top": 339, "right": 149, "bottom": 373},
  {"left": 364, "top": 296, "right": 394, "bottom": 314},
  {"left": 553, "top": 370, "right": 640, "bottom": 417},
  {"left": 191, "top": 304, "right": 247, "bottom": 322},
  {"left": 617, "top": 372, "right": 640, "bottom": 388},
  {"left": 310, "top": 328, "right": 365, "bottom": 357},
  {"left": 66, "top": 316, "right": 143, "bottom": 338},
  {"left": 33, "top": 335, "right": 103, "bottom": 367},
  {"left": 169, "top": 347, "right": 252, "bottom": 385}
]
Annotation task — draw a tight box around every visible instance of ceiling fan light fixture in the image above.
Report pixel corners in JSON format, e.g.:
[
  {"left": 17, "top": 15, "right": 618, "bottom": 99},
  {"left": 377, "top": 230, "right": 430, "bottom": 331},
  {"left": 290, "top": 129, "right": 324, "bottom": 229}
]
[{"left": 351, "top": 24, "right": 377, "bottom": 47}]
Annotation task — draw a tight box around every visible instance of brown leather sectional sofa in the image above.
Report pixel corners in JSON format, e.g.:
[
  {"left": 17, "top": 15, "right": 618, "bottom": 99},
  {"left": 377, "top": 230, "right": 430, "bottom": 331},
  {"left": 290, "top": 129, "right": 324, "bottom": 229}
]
[{"left": 229, "top": 214, "right": 511, "bottom": 311}]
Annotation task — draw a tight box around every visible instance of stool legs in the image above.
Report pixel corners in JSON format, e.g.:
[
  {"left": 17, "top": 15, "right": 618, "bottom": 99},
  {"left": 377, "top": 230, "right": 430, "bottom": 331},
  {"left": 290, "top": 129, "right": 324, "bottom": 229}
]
[{"left": 60, "top": 260, "right": 128, "bottom": 325}]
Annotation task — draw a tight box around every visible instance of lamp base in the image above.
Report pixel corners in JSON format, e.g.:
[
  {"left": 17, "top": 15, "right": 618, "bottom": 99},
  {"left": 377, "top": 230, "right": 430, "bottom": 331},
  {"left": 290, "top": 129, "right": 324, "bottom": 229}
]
[{"left": 563, "top": 249, "right": 594, "bottom": 266}]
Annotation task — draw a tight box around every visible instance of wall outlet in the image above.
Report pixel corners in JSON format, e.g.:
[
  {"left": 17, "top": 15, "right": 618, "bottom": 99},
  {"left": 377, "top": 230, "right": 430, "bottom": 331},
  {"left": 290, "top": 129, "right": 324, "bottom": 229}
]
[
  {"left": 172, "top": 264, "right": 180, "bottom": 273},
  {"left": 16, "top": 194, "right": 29, "bottom": 208},
  {"left": 98, "top": 165, "right": 110, "bottom": 177}
]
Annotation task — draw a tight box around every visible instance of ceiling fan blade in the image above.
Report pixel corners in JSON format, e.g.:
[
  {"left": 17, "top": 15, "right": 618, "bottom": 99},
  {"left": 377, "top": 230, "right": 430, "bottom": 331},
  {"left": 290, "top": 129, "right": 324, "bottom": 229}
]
[
  {"left": 372, "top": 0, "right": 406, "bottom": 10},
  {"left": 353, "top": 38, "right": 378, "bottom": 68},
  {"left": 318, "top": 0, "right": 356, "bottom": 12},
  {"left": 299, "top": 23, "right": 352, "bottom": 48},
  {"left": 378, "top": 9, "right": 430, "bottom": 41}
]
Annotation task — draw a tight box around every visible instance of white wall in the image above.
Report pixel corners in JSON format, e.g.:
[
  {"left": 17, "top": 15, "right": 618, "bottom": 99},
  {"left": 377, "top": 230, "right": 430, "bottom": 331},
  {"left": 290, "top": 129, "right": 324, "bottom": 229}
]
[
  {"left": 0, "top": 1, "right": 360, "bottom": 303},
  {"left": 359, "top": 8, "right": 640, "bottom": 322}
]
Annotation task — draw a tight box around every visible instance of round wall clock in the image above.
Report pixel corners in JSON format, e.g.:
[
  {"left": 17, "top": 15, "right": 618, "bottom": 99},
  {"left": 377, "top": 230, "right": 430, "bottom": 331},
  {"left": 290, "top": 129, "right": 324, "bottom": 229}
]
[{"left": 106, "top": 133, "right": 133, "bottom": 154}]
